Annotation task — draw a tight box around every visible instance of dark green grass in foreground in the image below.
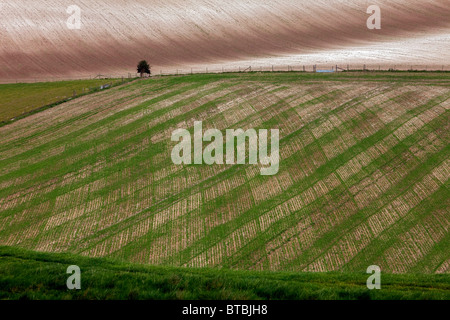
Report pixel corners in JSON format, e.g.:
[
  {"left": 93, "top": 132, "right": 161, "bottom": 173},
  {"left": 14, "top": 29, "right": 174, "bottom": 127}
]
[{"left": 0, "top": 246, "right": 448, "bottom": 300}]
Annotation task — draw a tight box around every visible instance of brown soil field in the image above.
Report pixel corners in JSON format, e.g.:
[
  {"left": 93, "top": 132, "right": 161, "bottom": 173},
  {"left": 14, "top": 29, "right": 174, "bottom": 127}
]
[{"left": 1, "top": 0, "right": 450, "bottom": 81}]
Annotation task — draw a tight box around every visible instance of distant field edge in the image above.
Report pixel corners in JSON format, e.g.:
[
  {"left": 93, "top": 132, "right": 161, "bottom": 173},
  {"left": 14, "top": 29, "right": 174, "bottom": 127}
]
[
  {"left": 2, "top": 71, "right": 449, "bottom": 127},
  {"left": 0, "top": 246, "right": 448, "bottom": 300},
  {"left": 0, "top": 77, "right": 138, "bottom": 127}
]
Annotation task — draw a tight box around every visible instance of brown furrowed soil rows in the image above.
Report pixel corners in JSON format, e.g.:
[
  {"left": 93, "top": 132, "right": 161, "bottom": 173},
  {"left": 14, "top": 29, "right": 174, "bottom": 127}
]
[
  {"left": 293, "top": 125, "right": 449, "bottom": 272},
  {"left": 60, "top": 84, "right": 310, "bottom": 256},
  {"left": 15, "top": 83, "right": 272, "bottom": 255},
  {"left": 74, "top": 82, "right": 394, "bottom": 260},
  {"left": 0, "top": 81, "right": 370, "bottom": 196},
  {"left": 170, "top": 87, "right": 450, "bottom": 268},
  {"left": 2, "top": 1, "right": 450, "bottom": 81},
  {"left": 263, "top": 153, "right": 443, "bottom": 272},
  {"left": 138, "top": 87, "right": 446, "bottom": 268},
  {"left": 0, "top": 81, "right": 195, "bottom": 158},
  {"left": 4, "top": 80, "right": 232, "bottom": 170},
  {"left": 378, "top": 201, "right": 448, "bottom": 273},
  {"left": 0, "top": 75, "right": 448, "bottom": 275},
  {"left": 0, "top": 86, "right": 153, "bottom": 154},
  {"left": 223, "top": 91, "right": 448, "bottom": 271},
  {"left": 288, "top": 107, "right": 446, "bottom": 268},
  {"left": 0, "top": 84, "right": 440, "bottom": 224},
  {"left": 0, "top": 82, "right": 196, "bottom": 170},
  {"left": 25, "top": 159, "right": 154, "bottom": 241},
  {"left": 306, "top": 165, "right": 448, "bottom": 272},
  {"left": 0, "top": 81, "right": 234, "bottom": 202},
  {"left": 259, "top": 91, "right": 430, "bottom": 230},
  {"left": 436, "top": 258, "right": 450, "bottom": 274}
]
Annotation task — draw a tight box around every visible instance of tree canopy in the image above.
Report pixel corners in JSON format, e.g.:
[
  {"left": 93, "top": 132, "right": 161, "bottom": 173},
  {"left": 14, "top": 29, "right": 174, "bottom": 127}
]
[{"left": 137, "top": 60, "right": 151, "bottom": 77}]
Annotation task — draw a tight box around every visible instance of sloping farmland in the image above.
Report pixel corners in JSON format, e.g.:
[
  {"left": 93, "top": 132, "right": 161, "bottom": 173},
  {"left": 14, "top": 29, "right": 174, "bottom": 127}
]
[{"left": 0, "top": 72, "right": 448, "bottom": 274}]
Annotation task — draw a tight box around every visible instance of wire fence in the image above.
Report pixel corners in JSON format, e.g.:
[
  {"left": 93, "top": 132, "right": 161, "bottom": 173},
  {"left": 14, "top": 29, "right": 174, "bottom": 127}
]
[
  {"left": 154, "top": 64, "right": 450, "bottom": 77},
  {"left": 1, "top": 64, "right": 449, "bottom": 84}
]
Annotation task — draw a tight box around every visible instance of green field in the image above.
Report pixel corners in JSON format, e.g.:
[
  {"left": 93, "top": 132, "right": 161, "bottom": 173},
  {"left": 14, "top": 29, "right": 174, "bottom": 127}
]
[
  {"left": 1, "top": 246, "right": 448, "bottom": 300},
  {"left": 0, "top": 72, "right": 449, "bottom": 299},
  {"left": 0, "top": 78, "right": 134, "bottom": 124}
]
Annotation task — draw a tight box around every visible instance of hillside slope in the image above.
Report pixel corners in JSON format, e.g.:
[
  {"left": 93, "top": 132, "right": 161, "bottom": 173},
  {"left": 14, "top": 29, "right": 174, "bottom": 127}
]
[
  {"left": 1, "top": 246, "right": 449, "bottom": 300},
  {"left": 1, "top": 0, "right": 450, "bottom": 81},
  {"left": 0, "top": 78, "right": 132, "bottom": 124},
  {"left": 0, "top": 72, "right": 449, "bottom": 274}
]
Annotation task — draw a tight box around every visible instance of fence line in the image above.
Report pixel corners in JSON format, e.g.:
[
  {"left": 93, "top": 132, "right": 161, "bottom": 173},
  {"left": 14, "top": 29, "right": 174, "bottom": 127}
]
[
  {"left": 155, "top": 64, "right": 450, "bottom": 77},
  {"left": 1, "top": 64, "right": 449, "bottom": 84}
]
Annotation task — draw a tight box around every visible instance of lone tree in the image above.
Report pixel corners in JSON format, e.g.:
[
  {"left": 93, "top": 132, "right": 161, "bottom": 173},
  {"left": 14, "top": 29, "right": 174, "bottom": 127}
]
[{"left": 137, "top": 60, "right": 151, "bottom": 77}]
